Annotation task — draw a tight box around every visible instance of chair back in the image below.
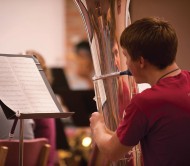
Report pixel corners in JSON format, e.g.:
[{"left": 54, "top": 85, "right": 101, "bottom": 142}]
[
  {"left": 0, "top": 138, "right": 50, "bottom": 166},
  {"left": 0, "top": 146, "right": 8, "bottom": 166}
]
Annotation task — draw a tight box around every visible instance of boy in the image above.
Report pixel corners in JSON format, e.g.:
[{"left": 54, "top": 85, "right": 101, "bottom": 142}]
[{"left": 90, "top": 17, "right": 190, "bottom": 166}]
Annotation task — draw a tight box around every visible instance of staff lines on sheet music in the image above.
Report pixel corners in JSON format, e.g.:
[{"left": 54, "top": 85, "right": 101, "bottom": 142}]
[
  {"left": 24, "top": 87, "right": 49, "bottom": 93},
  {"left": 14, "top": 69, "right": 41, "bottom": 75},
  {"left": 16, "top": 74, "right": 42, "bottom": 79},
  {"left": 32, "top": 102, "right": 57, "bottom": 107},
  {"left": 25, "top": 93, "right": 50, "bottom": 100},
  {"left": 0, "top": 83, "right": 18, "bottom": 87},
  {"left": 12, "top": 58, "right": 50, "bottom": 100},
  {"left": 1, "top": 94, "right": 26, "bottom": 99},
  {"left": 17, "top": 79, "right": 45, "bottom": 84},
  {"left": 0, "top": 56, "right": 29, "bottom": 113},
  {"left": 0, "top": 90, "right": 25, "bottom": 95},
  {"left": 11, "top": 57, "right": 48, "bottom": 112},
  {"left": 0, "top": 57, "right": 36, "bottom": 113},
  {"left": 0, "top": 56, "right": 60, "bottom": 114}
]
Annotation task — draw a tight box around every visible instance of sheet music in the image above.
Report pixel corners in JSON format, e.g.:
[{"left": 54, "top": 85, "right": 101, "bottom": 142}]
[{"left": 0, "top": 56, "right": 59, "bottom": 114}]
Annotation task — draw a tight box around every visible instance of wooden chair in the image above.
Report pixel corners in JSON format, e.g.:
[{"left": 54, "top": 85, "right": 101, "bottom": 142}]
[
  {"left": 0, "top": 146, "right": 8, "bottom": 166},
  {"left": 0, "top": 138, "right": 50, "bottom": 166}
]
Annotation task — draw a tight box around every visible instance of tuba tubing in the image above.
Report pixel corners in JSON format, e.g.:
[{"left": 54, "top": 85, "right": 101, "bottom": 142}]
[{"left": 74, "top": 0, "right": 142, "bottom": 165}]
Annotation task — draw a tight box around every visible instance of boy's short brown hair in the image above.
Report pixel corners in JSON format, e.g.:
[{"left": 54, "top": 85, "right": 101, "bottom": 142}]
[{"left": 120, "top": 17, "right": 178, "bottom": 69}]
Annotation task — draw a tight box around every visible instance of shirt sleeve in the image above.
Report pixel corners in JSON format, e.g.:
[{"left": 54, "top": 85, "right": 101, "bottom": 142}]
[{"left": 116, "top": 100, "right": 148, "bottom": 146}]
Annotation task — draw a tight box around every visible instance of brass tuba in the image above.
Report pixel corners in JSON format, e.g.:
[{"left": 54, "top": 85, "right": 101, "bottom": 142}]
[{"left": 74, "top": 0, "right": 142, "bottom": 165}]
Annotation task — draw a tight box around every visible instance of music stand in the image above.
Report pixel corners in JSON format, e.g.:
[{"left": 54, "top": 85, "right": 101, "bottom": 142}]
[{"left": 0, "top": 54, "right": 74, "bottom": 166}]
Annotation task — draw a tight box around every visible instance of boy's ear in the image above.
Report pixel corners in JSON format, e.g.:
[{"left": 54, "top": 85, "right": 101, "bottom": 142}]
[{"left": 139, "top": 56, "right": 145, "bottom": 68}]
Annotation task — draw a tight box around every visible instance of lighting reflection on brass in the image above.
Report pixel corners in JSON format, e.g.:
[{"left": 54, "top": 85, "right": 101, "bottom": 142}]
[{"left": 82, "top": 136, "right": 92, "bottom": 147}]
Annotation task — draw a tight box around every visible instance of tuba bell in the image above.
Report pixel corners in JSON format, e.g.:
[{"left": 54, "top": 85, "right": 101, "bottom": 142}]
[{"left": 74, "top": 0, "right": 142, "bottom": 165}]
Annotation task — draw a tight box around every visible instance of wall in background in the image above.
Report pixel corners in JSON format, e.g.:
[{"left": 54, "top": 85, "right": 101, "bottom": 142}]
[
  {"left": 0, "top": 0, "right": 189, "bottom": 70},
  {"left": 0, "top": 0, "right": 65, "bottom": 67},
  {"left": 65, "top": 0, "right": 87, "bottom": 54},
  {"left": 130, "top": 0, "right": 190, "bottom": 70}
]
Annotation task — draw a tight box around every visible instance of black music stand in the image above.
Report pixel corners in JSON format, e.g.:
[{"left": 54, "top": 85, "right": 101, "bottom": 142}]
[{"left": 0, "top": 54, "right": 74, "bottom": 166}]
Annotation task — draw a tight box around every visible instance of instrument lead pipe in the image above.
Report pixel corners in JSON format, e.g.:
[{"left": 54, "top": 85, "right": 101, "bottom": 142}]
[{"left": 92, "top": 70, "right": 132, "bottom": 81}]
